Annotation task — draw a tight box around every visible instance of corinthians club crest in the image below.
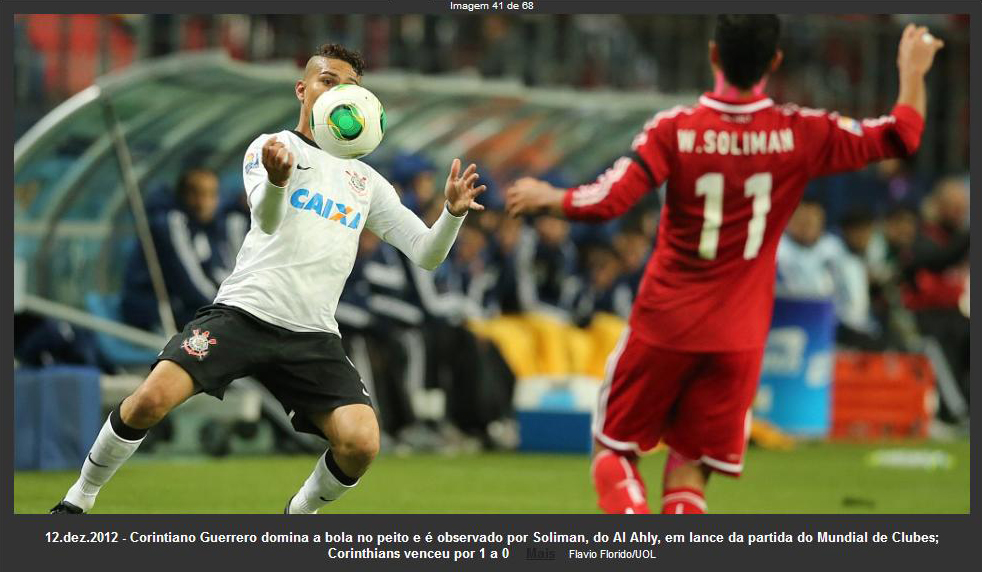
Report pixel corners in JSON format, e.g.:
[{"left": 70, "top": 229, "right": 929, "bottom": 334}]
[
  {"left": 345, "top": 170, "right": 368, "bottom": 195},
  {"left": 181, "top": 328, "right": 217, "bottom": 360}
]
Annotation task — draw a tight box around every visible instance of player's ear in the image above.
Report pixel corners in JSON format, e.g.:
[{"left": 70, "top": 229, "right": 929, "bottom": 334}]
[
  {"left": 769, "top": 49, "right": 784, "bottom": 74},
  {"left": 708, "top": 41, "right": 721, "bottom": 72},
  {"left": 295, "top": 79, "right": 305, "bottom": 103}
]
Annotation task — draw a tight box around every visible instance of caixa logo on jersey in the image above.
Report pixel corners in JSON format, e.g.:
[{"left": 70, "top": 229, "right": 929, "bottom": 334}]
[{"left": 289, "top": 188, "right": 362, "bottom": 229}]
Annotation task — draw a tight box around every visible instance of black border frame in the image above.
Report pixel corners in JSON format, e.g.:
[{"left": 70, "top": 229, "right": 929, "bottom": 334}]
[{"left": 4, "top": 1, "right": 978, "bottom": 569}]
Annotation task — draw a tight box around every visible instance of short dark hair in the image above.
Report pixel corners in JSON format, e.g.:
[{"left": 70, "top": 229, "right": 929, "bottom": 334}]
[
  {"left": 714, "top": 15, "right": 781, "bottom": 89},
  {"left": 314, "top": 43, "right": 365, "bottom": 76},
  {"left": 176, "top": 167, "right": 216, "bottom": 199},
  {"left": 886, "top": 203, "right": 918, "bottom": 221},
  {"left": 840, "top": 207, "right": 875, "bottom": 231},
  {"left": 798, "top": 196, "right": 824, "bottom": 210}
]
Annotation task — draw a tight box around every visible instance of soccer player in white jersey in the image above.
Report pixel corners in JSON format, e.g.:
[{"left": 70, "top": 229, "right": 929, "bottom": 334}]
[{"left": 51, "top": 43, "right": 486, "bottom": 514}]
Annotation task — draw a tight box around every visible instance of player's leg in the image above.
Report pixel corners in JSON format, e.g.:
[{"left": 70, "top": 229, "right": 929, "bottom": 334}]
[
  {"left": 54, "top": 360, "right": 197, "bottom": 513},
  {"left": 263, "top": 329, "right": 380, "bottom": 514},
  {"left": 591, "top": 444, "right": 649, "bottom": 514},
  {"left": 659, "top": 448, "right": 711, "bottom": 514},
  {"left": 590, "top": 329, "right": 693, "bottom": 514},
  {"left": 287, "top": 404, "right": 380, "bottom": 514},
  {"left": 661, "top": 349, "right": 764, "bottom": 514}
]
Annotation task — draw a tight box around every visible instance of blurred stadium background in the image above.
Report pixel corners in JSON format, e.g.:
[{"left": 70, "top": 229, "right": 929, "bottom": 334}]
[{"left": 13, "top": 14, "right": 970, "bottom": 513}]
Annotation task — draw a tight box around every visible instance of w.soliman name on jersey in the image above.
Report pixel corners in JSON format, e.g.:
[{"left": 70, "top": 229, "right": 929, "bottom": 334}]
[{"left": 563, "top": 92, "right": 924, "bottom": 352}]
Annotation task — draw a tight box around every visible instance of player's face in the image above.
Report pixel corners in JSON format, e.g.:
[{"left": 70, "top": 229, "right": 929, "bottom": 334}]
[
  {"left": 298, "top": 57, "right": 361, "bottom": 120},
  {"left": 456, "top": 226, "right": 487, "bottom": 264},
  {"left": 843, "top": 224, "right": 874, "bottom": 253},
  {"left": 182, "top": 172, "right": 220, "bottom": 224},
  {"left": 413, "top": 171, "right": 437, "bottom": 204},
  {"left": 936, "top": 182, "right": 969, "bottom": 231},
  {"left": 787, "top": 204, "right": 825, "bottom": 247},
  {"left": 885, "top": 213, "right": 918, "bottom": 249}
]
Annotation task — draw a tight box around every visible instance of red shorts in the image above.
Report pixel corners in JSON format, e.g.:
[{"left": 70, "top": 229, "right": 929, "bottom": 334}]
[{"left": 593, "top": 327, "right": 764, "bottom": 476}]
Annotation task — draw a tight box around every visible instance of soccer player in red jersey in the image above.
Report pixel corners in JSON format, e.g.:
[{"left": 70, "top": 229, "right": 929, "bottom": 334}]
[{"left": 505, "top": 15, "right": 943, "bottom": 514}]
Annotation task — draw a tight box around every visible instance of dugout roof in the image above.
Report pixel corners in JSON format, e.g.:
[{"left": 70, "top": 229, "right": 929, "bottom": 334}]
[{"left": 14, "top": 50, "right": 692, "bottom": 318}]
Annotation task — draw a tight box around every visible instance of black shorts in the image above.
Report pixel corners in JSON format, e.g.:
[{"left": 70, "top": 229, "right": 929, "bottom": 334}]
[{"left": 155, "top": 304, "right": 371, "bottom": 436}]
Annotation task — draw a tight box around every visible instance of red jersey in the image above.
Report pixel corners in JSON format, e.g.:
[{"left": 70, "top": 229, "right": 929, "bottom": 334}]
[{"left": 563, "top": 93, "right": 924, "bottom": 352}]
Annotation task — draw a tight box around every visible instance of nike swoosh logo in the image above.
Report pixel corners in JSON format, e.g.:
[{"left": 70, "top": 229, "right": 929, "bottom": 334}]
[
  {"left": 362, "top": 388, "right": 370, "bottom": 397},
  {"left": 319, "top": 496, "right": 333, "bottom": 503},
  {"left": 87, "top": 453, "right": 109, "bottom": 468},
  {"left": 297, "top": 165, "right": 312, "bottom": 170}
]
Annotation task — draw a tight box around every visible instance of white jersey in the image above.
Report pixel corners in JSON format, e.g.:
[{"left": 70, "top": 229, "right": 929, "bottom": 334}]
[{"left": 215, "top": 129, "right": 463, "bottom": 335}]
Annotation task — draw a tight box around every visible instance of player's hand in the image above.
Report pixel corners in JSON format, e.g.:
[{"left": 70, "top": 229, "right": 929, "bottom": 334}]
[
  {"left": 445, "top": 158, "right": 487, "bottom": 217},
  {"left": 262, "top": 136, "right": 295, "bottom": 187},
  {"left": 897, "top": 23, "right": 944, "bottom": 77},
  {"left": 505, "top": 177, "right": 565, "bottom": 217}
]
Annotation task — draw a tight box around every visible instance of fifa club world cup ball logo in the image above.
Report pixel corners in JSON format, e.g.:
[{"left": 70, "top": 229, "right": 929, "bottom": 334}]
[{"left": 181, "top": 329, "right": 217, "bottom": 360}]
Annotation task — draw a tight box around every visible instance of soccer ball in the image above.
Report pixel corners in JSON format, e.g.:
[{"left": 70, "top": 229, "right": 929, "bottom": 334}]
[{"left": 310, "top": 84, "right": 386, "bottom": 160}]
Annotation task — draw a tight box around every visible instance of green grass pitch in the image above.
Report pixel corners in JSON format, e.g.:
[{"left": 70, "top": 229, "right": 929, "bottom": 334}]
[{"left": 15, "top": 440, "right": 969, "bottom": 514}]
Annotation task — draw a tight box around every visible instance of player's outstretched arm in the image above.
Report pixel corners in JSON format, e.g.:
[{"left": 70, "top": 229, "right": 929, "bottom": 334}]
[
  {"left": 806, "top": 24, "right": 943, "bottom": 179},
  {"left": 505, "top": 177, "right": 566, "bottom": 218},
  {"left": 366, "top": 158, "right": 486, "bottom": 271},
  {"left": 895, "top": 23, "right": 944, "bottom": 118},
  {"left": 249, "top": 136, "right": 295, "bottom": 234}
]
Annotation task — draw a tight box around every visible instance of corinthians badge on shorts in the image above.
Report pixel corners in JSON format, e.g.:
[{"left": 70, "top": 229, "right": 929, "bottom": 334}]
[{"left": 181, "top": 329, "right": 217, "bottom": 360}]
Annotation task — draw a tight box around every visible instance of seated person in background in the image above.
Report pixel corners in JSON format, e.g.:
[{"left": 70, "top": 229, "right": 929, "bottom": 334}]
[
  {"left": 612, "top": 224, "right": 653, "bottom": 302},
  {"left": 835, "top": 207, "right": 884, "bottom": 349},
  {"left": 571, "top": 242, "right": 631, "bottom": 327},
  {"left": 486, "top": 214, "right": 525, "bottom": 314},
  {"left": 121, "top": 167, "right": 230, "bottom": 331},
  {"left": 776, "top": 199, "right": 872, "bottom": 344},
  {"left": 516, "top": 214, "right": 580, "bottom": 319},
  {"left": 434, "top": 218, "right": 516, "bottom": 444},
  {"left": 335, "top": 231, "right": 416, "bottom": 443},
  {"left": 900, "top": 177, "right": 970, "bottom": 412},
  {"left": 513, "top": 213, "right": 583, "bottom": 375},
  {"left": 390, "top": 152, "right": 439, "bottom": 220},
  {"left": 901, "top": 176, "right": 970, "bottom": 311},
  {"left": 570, "top": 242, "right": 635, "bottom": 379},
  {"left": 436, "top": 218, "right": 498, "bottom": 318}
]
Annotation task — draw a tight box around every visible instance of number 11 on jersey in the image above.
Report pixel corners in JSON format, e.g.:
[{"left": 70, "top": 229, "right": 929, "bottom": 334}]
[{"left": 695, "top": 172, "right": 772, "bottom": 261}]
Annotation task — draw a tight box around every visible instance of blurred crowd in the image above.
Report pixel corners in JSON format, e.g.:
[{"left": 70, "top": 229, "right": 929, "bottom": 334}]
[
  {"left": 777, "top": 167, "right": 970, "bottom": 420},
  {"left": 13, "top": 14, "right": 971, "bottom": 175}
]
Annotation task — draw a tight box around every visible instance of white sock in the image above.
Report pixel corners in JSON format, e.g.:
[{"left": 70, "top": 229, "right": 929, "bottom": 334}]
[
  {"left": 64, "top": 414, "right": 145, "bottom": 512},
  {"left": 288, "top": 451, "right": 357, "bottom": 514}
]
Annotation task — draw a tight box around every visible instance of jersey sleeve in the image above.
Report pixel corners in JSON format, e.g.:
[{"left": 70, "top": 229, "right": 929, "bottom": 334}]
[
  {"left": 561, "top": 109, "right": 675, "bottom": 222},
  {"left": 365, "top": 174, "right": 465, "bottom": 271},
  {"left": 802, "top": 104, "right": 924, "bottom": 178},
  {"left": 242, "top": 134, "right": 273, "bottom": 200},
  {"left": 242, "top": 133, "right": 292, "bottom": 233}
]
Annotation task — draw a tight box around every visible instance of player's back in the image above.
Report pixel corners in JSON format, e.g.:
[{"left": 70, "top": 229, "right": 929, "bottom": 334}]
[{"left": 621, "top": 92, "right": 924, "bottom": 352}]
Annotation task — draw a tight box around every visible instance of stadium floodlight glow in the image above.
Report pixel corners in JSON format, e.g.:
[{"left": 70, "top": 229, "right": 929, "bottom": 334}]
[{"left": 310, "top": 84, "right": 386, "bottom": 159}]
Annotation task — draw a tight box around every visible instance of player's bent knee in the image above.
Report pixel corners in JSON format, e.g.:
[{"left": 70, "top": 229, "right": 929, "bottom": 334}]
[
  {"left": 121, "top": 361, "right": 196, "bottom": 428},
  {"left": 122, "top": 390, "right": 172, "bottom": 427},
  {"left": 334, "top": 426, "right": 380, "bottom": 467}
]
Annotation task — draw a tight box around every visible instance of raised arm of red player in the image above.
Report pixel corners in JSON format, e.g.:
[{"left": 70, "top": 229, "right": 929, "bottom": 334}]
[
  {"left": 504, "top": 108, "right": 677, "bottom": 222},
  {"left": 561, "top": 109, "right": 677, "bottom": 222},
  {"left": 804, "top": 24, "right": 941, "bottom": 178}
]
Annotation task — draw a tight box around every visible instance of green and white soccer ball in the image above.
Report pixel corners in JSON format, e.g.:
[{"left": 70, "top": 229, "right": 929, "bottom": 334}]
[{"left": 310, "top": 84, "right": 386, "bottom": 159}]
